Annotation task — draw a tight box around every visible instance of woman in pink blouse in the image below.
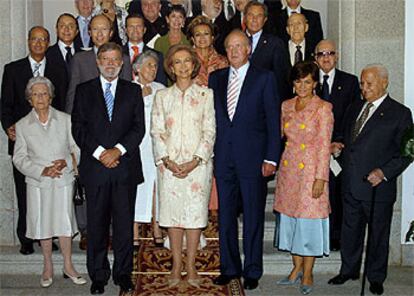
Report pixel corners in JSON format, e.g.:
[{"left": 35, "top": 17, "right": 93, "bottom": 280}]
[{"left": 273, "top": 61, "right": 334, "bottom": 295}]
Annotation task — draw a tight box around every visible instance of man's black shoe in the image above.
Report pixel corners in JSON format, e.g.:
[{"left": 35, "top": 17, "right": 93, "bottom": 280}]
[
  {"left": 118, "top": 275, "right": 134, "bottom": 293},
  {"left": 213, "top": 275, "right": 238, "bottom": 285},
  {"left": 328, "top": 274, "right": 359, "bottom": 285},
  {"left": 19, "top": 243, "right": 34, "bottom": 255},
  {"left": 330, "top": 239, "right": 341, "bottom": 251},
  {"left": 90, "top": 281, "right": 105, "bottom": 295},
  {"left": 369, "top": 282, "right": 384, "bottom": 295},
  {"left": 243, "top": 277, "right": 259, "bottom": 290}
]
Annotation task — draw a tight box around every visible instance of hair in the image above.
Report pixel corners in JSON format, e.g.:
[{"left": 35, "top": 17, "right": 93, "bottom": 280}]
[
  {"left": 126, "top": 13, "right": 146, "bottom": 26},
  {"left": 28, "top": 26, "right": 50, "bottom": 42},
  {"left": 287, "top": 12, "right": 308, "bottom": 25},
  {"left": 362, "top": 63, "right": 389, "bottom": 80},
  {"left": 132, "top": 50, "right": 159, "bottom": 74},
  {"left": 56, "top": 13, "right": 78, "bottom": 30},
  {"left": 186, "top": 15, "right": 216, "bottom": 44},
  {"left": 164, "top": 44, "right": 200, "bottom": 82},
  {"left": 224, "top": 29, "right": 250, "bottom": 49},
  {"left": 25, "top": 76, "right": 55, "bottom": 101},
  {"left": 289, "top": 61, "right": 319, "bottom": 85},
  {"left": 315, "top": 39, "right": 337, "bottom": 54},
  {"left": 244, "top": 1, "right": 268, "bottom": 17},
  {"left": 166, "top": 4, "right": 186, "bottom": 19},
  {"left": 88, "top": 14, "right": 113, "bottom": 31},
  {"left": 97, "top": 42, "right": 123, "bottom": 57}
]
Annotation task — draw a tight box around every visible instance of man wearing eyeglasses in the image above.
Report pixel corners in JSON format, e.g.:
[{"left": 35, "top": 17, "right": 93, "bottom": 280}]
[
  {"left": 71, "top": 42, "right": 144, "bottom": 295},
  {"left": 65, "top": 14, "right": 132, "bottom": 114},
  {"left": 314, "top": 39, "right": 360, "bottom": 251},
  {"left": 1, "top": 26, "right": 66, "bottom": 256}
]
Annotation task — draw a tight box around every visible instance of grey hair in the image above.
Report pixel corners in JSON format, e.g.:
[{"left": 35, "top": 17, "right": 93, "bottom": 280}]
[
  {"left": 25, "top": 76, "right": 55, "bottom": 101},
  {"left": 362, "top": 63, "right": 389, "bottom": 80},
  {"left": 132, "top": 50, "right": 159, "bottom": 74}
]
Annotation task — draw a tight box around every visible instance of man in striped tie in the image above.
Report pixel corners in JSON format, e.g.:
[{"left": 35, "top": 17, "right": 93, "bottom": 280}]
[
  {"left": 209, "top": 29, "right": 281, "bottom": 290},
  {"left": 71, "top": 42, "right": 145, "bottom": 295}
]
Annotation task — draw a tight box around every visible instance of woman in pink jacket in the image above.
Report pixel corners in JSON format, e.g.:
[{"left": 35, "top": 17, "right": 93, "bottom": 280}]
[{"left": 274, "top": 61, "right": 334, "bottom": 295}]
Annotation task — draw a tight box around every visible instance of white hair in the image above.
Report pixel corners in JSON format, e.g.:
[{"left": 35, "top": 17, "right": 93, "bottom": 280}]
[
  {"left": 362, "top": 63, "right": 389, "bottom": 80},
  {"left": 25, "top": 76, "right": 55, "bottom": 101},
  {"left": 132, "top": 50, "right": 159, "bottom": 75}
]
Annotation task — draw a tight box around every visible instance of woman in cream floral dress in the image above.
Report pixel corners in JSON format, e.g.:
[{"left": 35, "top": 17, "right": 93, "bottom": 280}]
[{"left": 151, "top": 44, "right": 215, "bottom": 287}]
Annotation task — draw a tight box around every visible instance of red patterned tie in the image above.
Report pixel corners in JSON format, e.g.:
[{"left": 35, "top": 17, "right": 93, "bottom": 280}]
[
  {"left": 131, "top": 45, "right": 140, "bottom": 62},
  {"left": 227, "top": 69, "right": 239, "bottom": 120}
]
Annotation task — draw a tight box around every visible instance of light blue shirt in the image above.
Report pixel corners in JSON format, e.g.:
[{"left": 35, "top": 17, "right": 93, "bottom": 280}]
[{"left": 247, "top": 30, "right": 262, "bottom": 54}]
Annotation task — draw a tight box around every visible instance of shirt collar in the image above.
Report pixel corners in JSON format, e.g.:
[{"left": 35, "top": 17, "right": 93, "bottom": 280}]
[
  {"left": 287, "top": 5, "right": 301, "bottom": 16},
  {"left": 100, "top": 75, "right": 119, "bottom": 94},
  {"left": 58, "top": 40, "right": 74, "bottom": 51},
  {"left": 230, "top": 61, "right": 249, "bottom": 76},
  {"left": 129, "top": 41, "right": 144, "bottom": 51},
  {"left": 367, "top": 93, "right": 388, "bottom": 108},
  {"left": 319, "top": 68, "right": 336, "bottom": 81},
  {"left": 28, "top": 55, "right": 46, "bottom": 67}
]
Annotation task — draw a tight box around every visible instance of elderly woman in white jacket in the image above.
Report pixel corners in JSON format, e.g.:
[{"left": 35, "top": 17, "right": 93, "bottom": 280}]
[{"left": 13, "top": 77, "right": 86, "bottom": 288}]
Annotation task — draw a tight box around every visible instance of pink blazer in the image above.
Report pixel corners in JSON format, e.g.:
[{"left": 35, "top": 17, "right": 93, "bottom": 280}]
[{"left": 274, "top": 95, "right": 334, "bottom": 219}]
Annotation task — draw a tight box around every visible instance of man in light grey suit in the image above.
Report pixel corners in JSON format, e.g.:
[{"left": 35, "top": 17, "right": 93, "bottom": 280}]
[
  {"left": 65, "top": 14, "right": 132, "bottom": 114},
  {"left": 65, "top": 14, "right": 132, "bottom": 250}
]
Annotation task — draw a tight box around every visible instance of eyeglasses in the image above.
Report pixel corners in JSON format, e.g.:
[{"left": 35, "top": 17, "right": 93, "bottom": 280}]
[
  {"left": 99, "top": 56, "right": 122, "bottom": 63},
  {"left": 315, "top": 51, "right": 336, "bottom": 58},
  {"left": 29, "top": 37, "right": 49, "bottom": 43}
]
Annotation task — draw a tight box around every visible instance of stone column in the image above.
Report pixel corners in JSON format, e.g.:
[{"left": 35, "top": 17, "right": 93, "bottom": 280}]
[
  {"left": 0, "top": 0, "right": 43, "bottom": 245},
  {"left": 327, "top": 0, "right": 411, "bottom": 265}
]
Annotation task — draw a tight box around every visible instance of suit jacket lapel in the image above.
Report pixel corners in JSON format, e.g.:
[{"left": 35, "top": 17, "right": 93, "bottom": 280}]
[
  {"left": 220, "top": 68, "right": 230, "bottom": 120},
  {"left": 112, "top": 79, "right": 125, "bottom": 122},
  {"left": 93, "top": 78, "right": 111, "bottom": 123},
  {"left": 23, "top": 57, "right": 34, "bottom": 80},
  {"left": 233, "top": 65, "right": 254, "bottom": 122},
  {"left": 357, "top": 96, "right": 391, "bottom": 139},
  {"left": 252, "top": 34, "right": 266, "bottom": 57}
]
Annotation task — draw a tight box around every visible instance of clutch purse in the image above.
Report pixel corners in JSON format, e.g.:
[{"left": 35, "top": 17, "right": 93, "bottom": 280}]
[
  {"left": 71, "top": 153, "right": 85, "bottom": 206},
  {"left": 73, "top": 176, "right": 85, "bottom": 206}
]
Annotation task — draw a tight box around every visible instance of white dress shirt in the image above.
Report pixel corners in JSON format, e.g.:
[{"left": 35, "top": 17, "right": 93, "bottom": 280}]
[
  {"left": 224, "top": 0, "right": 236, "bottom": 21},
  {"left": 247, "top": 30, "right": 262, "bottom": 54},
  {"left": 356, "top": 93, "right": 387, "bottom": 131},
  {"left": 29, "top": 56, "right": 46, "bottom": 77},
  {"left": 58, "top": 40, "right": 75, "bottom": 61},
  {"left": 92, "top": 75, "right": 127, "bottom": 159},
  {"left": 287, "top": 5, "right": 302, "bottom": 16},
  {"left": 319, "top": 68, "right": 336, "bottom": 94},
  {"left": 288, "top": 39, "right": 306, "bottom": 66}
]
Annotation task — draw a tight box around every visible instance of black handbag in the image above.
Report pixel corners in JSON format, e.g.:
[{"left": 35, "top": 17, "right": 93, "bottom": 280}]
[
  {"left": 71, "top": 153, "right": 85, "bottom": 206},
  {"left": 73, "top": 176, "right": 85, "bottom": 206}
]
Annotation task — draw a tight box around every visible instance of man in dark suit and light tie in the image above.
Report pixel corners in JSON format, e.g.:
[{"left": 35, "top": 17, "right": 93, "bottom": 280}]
[
  {"left": 71, "top": 42, "right": 145, "bottom": 295},
  {"left": 74, "top": 0, "right": 94, "bottom": 50},
  {"left": 328, "top": 64, "right": 413, "bottom": 295},
  {"left": 209, "top": 29, "right": 281, "bottom": 290},
  {"left": 123, "top": 14, "right": 167, "bottom": 85},
  {"left": 46, "top": 13, "right": 81, "bottom": 105},
  {"left": 314, "top": 39, "right": 360, "bottom": 251},
  {"left": 1, "top": 26, "right": 66, "bottom": 256},
  {"left": 244, "top": 1, "right": 291, "bottom": 100}
]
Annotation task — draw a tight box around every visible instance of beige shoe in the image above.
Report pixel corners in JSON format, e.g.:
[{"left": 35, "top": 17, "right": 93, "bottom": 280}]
[
  {"left": 63, "top": 270, "right": 87, "bottom": 285},
  {"left": 40, "top": 277, "right": 53, "bottom": 288}
]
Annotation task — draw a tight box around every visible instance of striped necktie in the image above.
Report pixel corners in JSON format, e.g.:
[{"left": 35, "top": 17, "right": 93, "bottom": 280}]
[
  {"left": 104, "top": 82, "right": 114, "bottom": 121},
  {"left": 33, "top": 63, "right": 41, "bottom": 77},
  {"left": 351, "top": 102, "right": 374, "bottom": 142},
  {"left": 227, "top": 69, "right": 239, "bottom": 121}
]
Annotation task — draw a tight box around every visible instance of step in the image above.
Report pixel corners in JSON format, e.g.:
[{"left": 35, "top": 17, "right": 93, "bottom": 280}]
[{"left": 0, "top": 241, "right": 341, "bottom": 276}]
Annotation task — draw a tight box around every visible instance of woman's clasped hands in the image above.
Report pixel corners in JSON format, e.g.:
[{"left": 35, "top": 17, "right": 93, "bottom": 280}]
[{"left": 41, "top": 159, "right": 67, "bottom": 178}]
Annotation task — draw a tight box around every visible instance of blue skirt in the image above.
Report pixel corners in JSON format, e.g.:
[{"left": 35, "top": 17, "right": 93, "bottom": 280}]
[{"left": 274, "top": 213, "right": 330, "bottom": 257}]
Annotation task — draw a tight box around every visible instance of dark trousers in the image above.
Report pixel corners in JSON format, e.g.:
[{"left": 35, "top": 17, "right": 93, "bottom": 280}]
[
  {"left": 216, "top": 167, "right": 267, "bottom": 280},
  {"left": 329, "top": 171, "right": 343, "bottom": 241},
  {"left": 340, "top": 192, "right": 394, "bottom": 284},
  {"left": 13, "top": 165, "right": 33, "bottom": 246},
  {"left": 85, "top": 180, "right": 137, "bottom": 283}
]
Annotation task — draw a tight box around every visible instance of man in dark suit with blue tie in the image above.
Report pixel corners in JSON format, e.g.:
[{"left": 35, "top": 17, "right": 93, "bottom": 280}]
[
  {"left": 71, "top": 42, "right": 144, "bottom": 295},
  {"left": 314, "top": 39, "right": 360, "bottom": 251},
  {"left": 209, "top": 29, "right": 281, "bottom": 290},
  {"left": 328, "top": 64, "right": 413, "bottom": 295}
]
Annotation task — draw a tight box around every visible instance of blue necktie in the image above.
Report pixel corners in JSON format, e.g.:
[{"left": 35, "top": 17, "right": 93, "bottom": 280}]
[
  {"left": 321, "top": 74, "right": 330, "bottom": 101},
  {"left": 104, "top": 82, "right": 114, "bottom": 121},
  {"left": 82, "top": 18, "right": 90, "bottom": 48}
]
